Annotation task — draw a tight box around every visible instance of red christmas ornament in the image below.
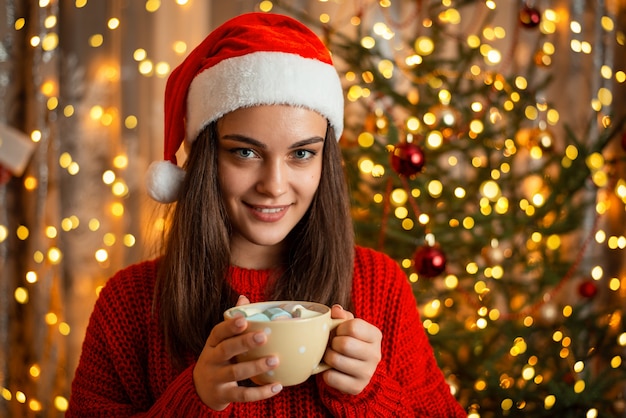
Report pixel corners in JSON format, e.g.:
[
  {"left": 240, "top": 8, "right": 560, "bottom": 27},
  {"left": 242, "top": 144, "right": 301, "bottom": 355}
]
[
  {"left": 390, "top": 142, "right": 425, "bottom": 176},
  {"left": 519, "top": 4, "right": 541, "bottom": 28},
  {"left": 413, "top": 244, "right": 447, "bottom": 278},
  {"left": 578, "top": 280, "right": 598, "bottom": 298}
]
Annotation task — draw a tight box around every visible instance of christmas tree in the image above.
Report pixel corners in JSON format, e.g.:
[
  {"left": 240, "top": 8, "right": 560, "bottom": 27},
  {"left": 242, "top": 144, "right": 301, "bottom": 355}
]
[{"left": 272, "top": 0, "right": 626, "bottom": 416}]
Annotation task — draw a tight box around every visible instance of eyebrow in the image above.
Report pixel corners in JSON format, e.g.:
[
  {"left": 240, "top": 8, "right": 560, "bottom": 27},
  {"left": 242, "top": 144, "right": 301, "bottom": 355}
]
[{"left": 220, "top": 134, "right": 325, "bottom": 149}]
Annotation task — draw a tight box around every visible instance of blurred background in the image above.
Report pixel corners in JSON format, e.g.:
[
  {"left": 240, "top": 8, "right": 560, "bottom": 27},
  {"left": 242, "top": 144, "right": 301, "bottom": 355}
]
[{"left": 1, "top": 0, "right": 625, "bottom": 416}]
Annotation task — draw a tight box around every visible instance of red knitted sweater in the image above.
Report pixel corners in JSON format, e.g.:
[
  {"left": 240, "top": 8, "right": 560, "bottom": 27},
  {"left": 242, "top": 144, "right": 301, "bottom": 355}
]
[{"left": 68, "top": 246, "right": 466, "bottom": 417}]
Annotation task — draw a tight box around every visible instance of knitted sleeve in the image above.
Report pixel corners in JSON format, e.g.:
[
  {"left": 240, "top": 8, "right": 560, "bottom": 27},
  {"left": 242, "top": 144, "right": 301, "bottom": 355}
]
[
  {"left": 66, "top": 261, "right": 226, "bottom": 417},
  {"left": 317, "top": 247, "right": 466, "bottom": 417}
]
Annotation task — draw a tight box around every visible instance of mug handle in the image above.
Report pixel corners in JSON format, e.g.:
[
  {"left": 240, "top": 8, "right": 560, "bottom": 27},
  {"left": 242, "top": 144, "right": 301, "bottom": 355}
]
[{"left": 312, "top": 318, "right": 346, "bottom": 375}]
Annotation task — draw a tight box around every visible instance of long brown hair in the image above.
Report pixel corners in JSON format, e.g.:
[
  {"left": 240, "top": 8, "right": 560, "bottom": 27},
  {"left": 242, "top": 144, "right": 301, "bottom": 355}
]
[{"left": 156, "top": 121, "right": 354, "bottom": 362}]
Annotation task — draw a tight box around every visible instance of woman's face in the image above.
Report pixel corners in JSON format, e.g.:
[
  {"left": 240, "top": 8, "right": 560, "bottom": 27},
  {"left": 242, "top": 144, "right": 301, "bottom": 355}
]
[{"left": 216, "top": 105, "right": 327, "bottom": 263}]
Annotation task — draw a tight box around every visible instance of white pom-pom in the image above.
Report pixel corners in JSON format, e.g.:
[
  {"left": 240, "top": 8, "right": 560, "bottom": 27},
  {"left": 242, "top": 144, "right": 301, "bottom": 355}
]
[{"left": 145, "top": 160, "right": 186, "bottom": 203}]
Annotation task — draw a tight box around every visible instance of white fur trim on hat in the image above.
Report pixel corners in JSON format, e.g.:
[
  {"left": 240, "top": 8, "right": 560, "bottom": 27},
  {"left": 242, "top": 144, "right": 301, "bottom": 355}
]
[
  {"left": 145, "top": 160, "right": 186, "bottom": 203},
  {"left": 185, "top": 51, "right": 344, "bottom": 144}
]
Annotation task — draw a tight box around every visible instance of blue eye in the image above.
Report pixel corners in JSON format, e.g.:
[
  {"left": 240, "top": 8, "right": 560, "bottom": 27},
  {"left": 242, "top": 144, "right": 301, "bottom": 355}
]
[
  {"left": 293, "top": 149, "right": 315, "bottom": 159},
  {"left": 234, "top": 148, "right": 256, "bottom": 159}
]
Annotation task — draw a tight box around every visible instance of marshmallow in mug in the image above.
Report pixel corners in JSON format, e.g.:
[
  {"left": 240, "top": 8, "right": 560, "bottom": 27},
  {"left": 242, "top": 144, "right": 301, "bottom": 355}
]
[{"left": 230, "top": 303, "right": 322, "bottom": 322}]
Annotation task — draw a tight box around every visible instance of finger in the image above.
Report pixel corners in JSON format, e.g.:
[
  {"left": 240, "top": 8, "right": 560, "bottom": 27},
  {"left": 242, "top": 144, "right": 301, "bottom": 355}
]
[
  {"left": 335, "top": 319, "right": 382, "bottom": 344},
  {"left": 322, "top": 368, "right": 365, "bottom": 396},
  {"left": 329, "top": 335, "right": 375, "bottom": 363},
  {"left": 204, "top": 371, "right": 282, "bottom": 411},
  {"left": 222, "top": 354, "right": 280, "bottom": 383},
  {"left": 206, "top": 324, "right": 271, "bottom": 365},
  {"left": 205, "top": 316, "right": 248, "bottom": 349},
  {"left": 323, "top": 346, "right": 368, "bottom": 376},
  {"left": 330, "top": 304, "right": 354, "bottom": 320},
  {"left": 236, "top": 295, "right": 251, "bottom": 306},
  {"left": 228, "top": 382, "right": 284, "bottom": 404}
]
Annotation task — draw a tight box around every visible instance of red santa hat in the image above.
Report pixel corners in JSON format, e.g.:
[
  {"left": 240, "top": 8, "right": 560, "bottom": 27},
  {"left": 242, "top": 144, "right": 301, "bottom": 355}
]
[{"left": 146, "top": 12, "right": 344, "bottom": 203}]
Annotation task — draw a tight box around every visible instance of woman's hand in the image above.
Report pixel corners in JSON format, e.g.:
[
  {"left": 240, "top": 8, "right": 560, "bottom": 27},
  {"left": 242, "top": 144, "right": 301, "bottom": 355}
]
[
  {"left": 321, "top": 305, "right": 383, "bottom": 395},
  {"left": 193, "top": 296, "right": 283, "bottom": 411}
]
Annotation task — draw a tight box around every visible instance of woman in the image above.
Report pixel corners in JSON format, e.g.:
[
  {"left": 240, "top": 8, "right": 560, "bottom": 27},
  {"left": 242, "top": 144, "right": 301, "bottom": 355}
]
[{"left": 68, "top": 12, "right": 466, "bottom": 417}]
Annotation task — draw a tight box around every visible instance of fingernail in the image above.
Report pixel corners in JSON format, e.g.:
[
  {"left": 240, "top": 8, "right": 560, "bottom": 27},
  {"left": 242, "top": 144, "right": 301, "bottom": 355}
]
[
  {"left": 266, "top": 356, "right": 278, "bottom": 367},
  {"left": 234, "top": 317, "right": 246, "bottom": 328},
  {"left": 271, "top": 384, "right": 283, "bottom": 393},
  {"left": 238, "top": 294, "right": 246, "bottom": 300},
  {"left": 253, "top": 332, "right": 265, "bottom": 343},
  {"left": 332, "top": 304, "right": 343, "bottom": 310}
]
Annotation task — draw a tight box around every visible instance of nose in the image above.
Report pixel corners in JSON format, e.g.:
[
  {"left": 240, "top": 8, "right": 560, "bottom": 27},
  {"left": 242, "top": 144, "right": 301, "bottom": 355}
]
[{"left": 256, "top": 159, "right": 287, "bottom": 197}]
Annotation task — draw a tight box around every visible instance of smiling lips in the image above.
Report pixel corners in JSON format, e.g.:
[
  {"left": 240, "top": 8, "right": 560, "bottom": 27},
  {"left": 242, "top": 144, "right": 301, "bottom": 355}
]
[{"left": 246, "top": 203, "right": 291, "bottom": 222}]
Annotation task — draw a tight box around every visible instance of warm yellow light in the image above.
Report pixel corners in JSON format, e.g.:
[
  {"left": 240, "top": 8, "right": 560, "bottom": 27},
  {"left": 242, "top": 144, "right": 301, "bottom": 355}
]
[
  {"left": 95, "top": 249, "right": 108, "bottom": 262},
  {"left": 414, "top": 36, "right": 434, "bottom": 55},
  {"left": 41, "top": 80, "right": 56, "bottom": 96},
  {"left": 45, "top": 226, "right": 57, "bottom": 239},
  {"left": 29, "top": 399, "right": 42, "bottom": 412},
  {"left": 25, "top": 271, "right": 37, "bottom": 283},
  {"left": 574, "top": 380, "right": 585, "bottom": 393},
  {"left": 0, "top": 225, "right": 7, "bottom": 243},
  {"left": 423, "top": 299, "right": 441, "bottom": 317},
  {"left": 611, "top": 356, "right": 622, "bottom": 368},
  {"left": 59, "top": 322, "right": 71, "bottom": 335},
  {"left": 480, "top": 180, "right": 500, "bottom": 201},
  {"left": 68, "top": 162, "right": 80, "bottom": 175},
  {"left": 89, "top": 34, "right": 104, "bottom": 48},
  {"left": 485, "top": 49, "right": 501, "bottom": 65},
  {"left": 113, "top": 154, "right": 128, "bottom": 169},
  {"left": 259, "top": 1, "right": 273, "bottom": 12},
  {"left": 107, "top": 18, "right": 120, "bottom": 30},
  {"left": 391, "top": 188, "right": 408, "bottom": 205},
  {"left": 102, "top": 170, "right": 116, "bottom": 185},
  {"left": 15, "top": 287, "right": 29, "bottom": 304},
  {"left": 112, "top": 181, "right": 128, "bottom": 197},
  {"left": 469, "top": 119, "right": 484, "bottom": 134},
  {"left": 54, "top": 396, "right": 69, "bottom": 412},
  {"left": 444, "top": 274, "right": 458, "bottom": 289},
  {"left": 377, "top": 59, "right": 394, "bottom": 79},
  {"left": 17, "top": 225, "right": 30, "bottom": 240},
  {"left": 474, "top": 379, "right": 487, "bottom": 391},
  {"left": 123, "top": 234, "right": 136, "bottom": 247},
  {"left": 45, "top": 312, "right": 58, "bottom": 325},
  {"left": 426, "top": 131, "right": 443, "bottom": 148},
  {"left": 47, "top": 247, "right": 63, "bottom": 264},
  {"left": 427, "top": 180, "right": 443, "bottom": 197},
  {"left": 111, "top": 202, "right": 124, "bottom": 217},
  {"left": 138, "top": 60, "right": 154, "bottom": 75},
  {"left": 361, "top": 36, "right": 375, "bottom": 49},
  {"left": 155, "top": 61, "right": 171, "bottom": 77},
  {"left": 29, "top": 364, "right": 41, "bottom": 378},
  {"left": 15, "top": 17, "right": 26, "bottom": 30},
  {"left": 574, "top": 360, "right": 585, "bottom": 373},
  {"left": 466, "top": 262, "right": 478, "bottom": 275},
  {"left": 522, "top": 365, "right": 535, "bottom": 380},
  {"left": 145, "top": 0, "right": 161, "bottom": 12}
]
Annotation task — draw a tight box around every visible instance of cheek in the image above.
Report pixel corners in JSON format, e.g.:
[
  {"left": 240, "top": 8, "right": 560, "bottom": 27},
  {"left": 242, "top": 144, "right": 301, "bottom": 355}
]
[{"left": 301, "top": 171, "right": 322, "bottom": 197}]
